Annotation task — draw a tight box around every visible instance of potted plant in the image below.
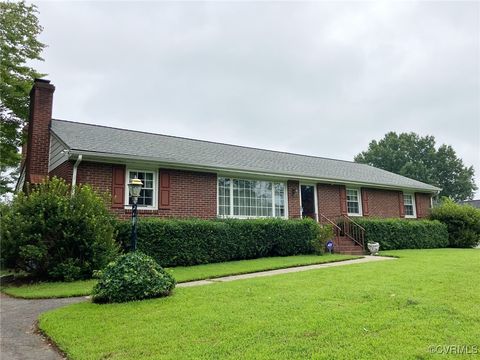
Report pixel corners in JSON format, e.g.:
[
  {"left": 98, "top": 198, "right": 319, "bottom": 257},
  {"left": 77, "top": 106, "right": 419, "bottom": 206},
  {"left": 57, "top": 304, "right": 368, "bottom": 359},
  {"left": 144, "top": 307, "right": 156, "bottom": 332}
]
[{"left": 367, "top": 242, "right": 380, "bottom": 255}]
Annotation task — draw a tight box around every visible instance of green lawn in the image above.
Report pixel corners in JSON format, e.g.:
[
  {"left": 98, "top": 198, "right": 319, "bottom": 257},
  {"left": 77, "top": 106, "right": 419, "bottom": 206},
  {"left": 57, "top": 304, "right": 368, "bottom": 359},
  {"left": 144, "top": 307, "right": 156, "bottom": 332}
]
[
  {"left": 39, "top": 249, "right": 480, "bottom": 359},
  {"left": 2, "top": 254, "right": 357, "bottom": 299},
  {"left": 167, "top": 253, "right": 358, "bottom": 282},
  {"left": 2, "top": 279, "right": 97, "bottom": 299}
]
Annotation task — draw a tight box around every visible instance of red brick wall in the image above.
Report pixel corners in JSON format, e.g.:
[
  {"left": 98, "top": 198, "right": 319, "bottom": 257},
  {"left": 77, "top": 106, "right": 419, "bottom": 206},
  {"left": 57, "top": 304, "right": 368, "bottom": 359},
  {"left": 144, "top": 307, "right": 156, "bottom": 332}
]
[
  {"left": 25, "top": 79, "right": 55, "bottom": 184},
  {"left": 48, "top": 159, "right": 433, "bottom": 221},
  {"left": 315, "top": 185, "right": 432, "bottom": 220},
  {"left": 317, "top": 184, "right": 342, "bottom": 218},
  {"left": 148, "top": 169, "right": 217, "bottom": 220},
  {"left": 52, "top": 162, "right": 218, "bottom": 220},
  {"left": 287, "top": 180, "right": 301, "bottom": 219},
  {"left": 49, "top": 161, "right": 114, "bottom": 195},
  {"left": 364, "top": 188, "right": 402, "bottom": 218},
  {"left": 76, "top": 162, "right": 114, "bottom": 194},
  {"left": 415, "top": 193, "right": 432, "bottom": 218},
  {"left": 49, "top": 160, "right": 73, "bottom": 183}
]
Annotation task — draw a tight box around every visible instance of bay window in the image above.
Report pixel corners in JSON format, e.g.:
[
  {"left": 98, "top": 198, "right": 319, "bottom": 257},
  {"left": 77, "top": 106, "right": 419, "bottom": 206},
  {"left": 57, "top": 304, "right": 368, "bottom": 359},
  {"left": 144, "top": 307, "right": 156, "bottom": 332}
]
[{"left": 218, "top": 177, "right": 286, "bottom": 218}]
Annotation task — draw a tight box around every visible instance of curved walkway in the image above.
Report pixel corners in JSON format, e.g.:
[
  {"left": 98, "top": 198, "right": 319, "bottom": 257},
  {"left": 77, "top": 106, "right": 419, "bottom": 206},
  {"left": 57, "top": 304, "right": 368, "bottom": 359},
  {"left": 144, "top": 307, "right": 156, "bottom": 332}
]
[
  {"left": 0, "top": 255, "right": 394, "bottom": 359},
  {"left": 0, "top": 293, "right": 86, "bottom": 360}
]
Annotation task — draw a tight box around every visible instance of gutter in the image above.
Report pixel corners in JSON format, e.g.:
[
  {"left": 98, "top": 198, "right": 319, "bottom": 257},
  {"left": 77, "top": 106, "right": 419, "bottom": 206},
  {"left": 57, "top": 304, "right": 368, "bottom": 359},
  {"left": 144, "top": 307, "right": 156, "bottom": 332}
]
[
  {"left": 15, "top": 164, "right": 26, "bottom": 193},
  {"left": 71, "top": 154, "right": 83, "bottom": 195},
  {"left": 65, "top": 149, "right": 441, "bottom": 194}
]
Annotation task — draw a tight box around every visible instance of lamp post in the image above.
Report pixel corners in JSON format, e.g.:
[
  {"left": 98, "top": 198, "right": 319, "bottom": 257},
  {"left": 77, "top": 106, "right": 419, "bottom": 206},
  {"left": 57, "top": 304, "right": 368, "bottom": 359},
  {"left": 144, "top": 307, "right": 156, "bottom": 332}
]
[{"left": 128, "top": 178, "right": 143, "bottom": 251}]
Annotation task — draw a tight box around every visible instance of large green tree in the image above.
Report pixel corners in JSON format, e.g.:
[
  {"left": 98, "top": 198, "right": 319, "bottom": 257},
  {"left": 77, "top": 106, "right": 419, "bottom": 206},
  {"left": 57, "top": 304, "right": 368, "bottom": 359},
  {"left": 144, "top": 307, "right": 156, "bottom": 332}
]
[
  {"left": 354, "top": 132, "right": 477, "bottom": 201},
  {"left": 0, "top": 1, "right": 46, "bottom": 195}
]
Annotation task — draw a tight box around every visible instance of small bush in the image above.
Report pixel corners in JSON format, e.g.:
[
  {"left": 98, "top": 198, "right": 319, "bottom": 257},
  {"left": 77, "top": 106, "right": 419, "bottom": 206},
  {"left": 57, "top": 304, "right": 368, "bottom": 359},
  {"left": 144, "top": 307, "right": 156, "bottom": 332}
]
[
  {"left": 0, "top": 177, "right": 120, "bottom": 280},
  {"left": 116, "top": 218, "right": 326, "bottom": 267},
  {"left": 312, "top": 224, "right": 334, "bottom": 254},
  {"left": 353, "top": 218, "right": 449, "bottom": 250},
  {"left": 92, "top": 252, "right": 176, "bottom": 303},
  {"left": 430, "top": 198, "right": 480, "bottom": 248}
]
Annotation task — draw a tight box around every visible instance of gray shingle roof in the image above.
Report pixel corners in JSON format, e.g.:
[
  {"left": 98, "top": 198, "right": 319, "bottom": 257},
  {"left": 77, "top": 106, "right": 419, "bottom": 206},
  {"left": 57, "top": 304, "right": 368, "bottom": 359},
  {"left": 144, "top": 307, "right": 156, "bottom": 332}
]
[{"left": 51, "top": 119, "right": 440, "bottom": 192}]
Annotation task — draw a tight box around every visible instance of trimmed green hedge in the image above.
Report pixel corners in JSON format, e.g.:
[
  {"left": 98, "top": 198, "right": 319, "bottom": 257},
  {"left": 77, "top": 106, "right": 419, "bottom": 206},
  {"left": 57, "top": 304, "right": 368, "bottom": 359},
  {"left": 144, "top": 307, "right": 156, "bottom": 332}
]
[
  {"left": 116, "top": 218, "right": 329, "bottom": 267},
  {"left": 353, "top": 218, "right": 449, "bottom": 250},
  {"left": 430, "top": 198, "right": 480, "bottom": 248}
]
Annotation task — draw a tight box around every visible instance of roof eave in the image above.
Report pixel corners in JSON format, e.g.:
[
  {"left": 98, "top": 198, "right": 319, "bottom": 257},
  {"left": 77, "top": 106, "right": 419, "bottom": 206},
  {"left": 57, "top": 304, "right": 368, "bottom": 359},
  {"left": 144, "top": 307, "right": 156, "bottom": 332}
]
[{"left": 67, "top": 149, "right": 441, "bottom": 194}]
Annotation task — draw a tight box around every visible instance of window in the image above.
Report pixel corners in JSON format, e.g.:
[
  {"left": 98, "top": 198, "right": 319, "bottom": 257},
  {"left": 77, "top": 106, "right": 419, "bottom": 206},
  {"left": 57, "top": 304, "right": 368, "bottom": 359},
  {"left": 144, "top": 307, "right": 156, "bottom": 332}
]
[
  {"left": 126, "top": 170, "right": 156, "bottom": 208},
  {"left": 218, "top": 177, "right": 231, "bottom": 216},
  {"left": 403, "top": 193, "right": 416, "bottom": 218},
  {"left": 346, "top": 188, "right": 362, "bottom": 216},
  {"left": 218, "top": 177, "right": 286, "bottom": 218}
]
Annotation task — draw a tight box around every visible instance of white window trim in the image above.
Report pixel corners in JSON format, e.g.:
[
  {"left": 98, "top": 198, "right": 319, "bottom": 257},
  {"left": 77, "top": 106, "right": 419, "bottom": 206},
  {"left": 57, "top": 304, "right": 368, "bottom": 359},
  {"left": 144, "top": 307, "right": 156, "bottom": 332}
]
[
  {"left": 216, "top": 176, "right": 289, "bottom": 219},
  {"left": 346, "top": 188, "right": 363, "bottom": 217},
  {"left": 403, "top": 193, "right": 417, "bottom": 218},
  {"left": 299, "top": 183, "right": 318, "bottom": 221},
  {"left": 124, "top": 168, "right": 159, "bottom": 210}
]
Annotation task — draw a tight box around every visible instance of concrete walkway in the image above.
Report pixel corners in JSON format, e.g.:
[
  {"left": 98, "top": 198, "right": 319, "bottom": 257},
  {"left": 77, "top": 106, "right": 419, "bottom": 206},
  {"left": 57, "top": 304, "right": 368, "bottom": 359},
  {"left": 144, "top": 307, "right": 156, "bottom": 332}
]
[
  {"left": 178, "top": 255, "right": 395, "bottom": 287},
  {"left": 0, "top": 294, "right": 87, "bottom": 360},
  {"left": 0, "top": 255, "right": 394, "bottom": 360}
]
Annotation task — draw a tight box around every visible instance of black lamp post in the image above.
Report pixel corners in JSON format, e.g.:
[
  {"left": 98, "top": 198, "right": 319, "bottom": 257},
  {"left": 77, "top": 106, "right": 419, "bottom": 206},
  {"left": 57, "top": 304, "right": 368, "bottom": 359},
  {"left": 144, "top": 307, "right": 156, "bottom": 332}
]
[{"left": 128, "top": 178, "right": 143, "bottom": 251}]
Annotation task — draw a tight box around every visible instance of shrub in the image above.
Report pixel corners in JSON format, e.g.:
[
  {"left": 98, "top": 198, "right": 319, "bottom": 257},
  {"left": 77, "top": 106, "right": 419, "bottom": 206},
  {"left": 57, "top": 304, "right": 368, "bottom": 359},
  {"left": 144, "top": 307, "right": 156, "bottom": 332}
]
[
  {"left": 116, "top": 218, "right": 327, "bottom": 267},
  {"left": 92, "top": 251, "right": 176, "bottom": 303},
  {"left": 0, "top": 177, "right": 119, "bottom": 280},
  {"left": 430, "top": 198, "right": 480, "bottom": 248},
  {"left": 312, "top": 224, "right": 334, "bottom": 254},
  {"left": 353, "top": 218, "right": 449, "bottom": 250}
]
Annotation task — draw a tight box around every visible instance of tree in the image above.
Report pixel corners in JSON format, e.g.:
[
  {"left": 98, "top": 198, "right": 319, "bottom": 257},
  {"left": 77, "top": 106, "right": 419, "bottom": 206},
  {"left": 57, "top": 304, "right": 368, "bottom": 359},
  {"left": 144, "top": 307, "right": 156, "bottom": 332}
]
[
  {"left": 0, "top": 1, "right": 46, "bottom": 195},
  {"left": 354, "top": 132, "right": 477, "bottom": 201}
]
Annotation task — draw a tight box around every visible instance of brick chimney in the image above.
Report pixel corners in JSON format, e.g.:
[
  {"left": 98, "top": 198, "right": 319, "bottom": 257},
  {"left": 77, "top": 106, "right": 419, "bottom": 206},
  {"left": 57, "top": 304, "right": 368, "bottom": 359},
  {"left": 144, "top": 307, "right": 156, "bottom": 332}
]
[{"left": 24, "top": 79, "right": 55, "bottom": 184}]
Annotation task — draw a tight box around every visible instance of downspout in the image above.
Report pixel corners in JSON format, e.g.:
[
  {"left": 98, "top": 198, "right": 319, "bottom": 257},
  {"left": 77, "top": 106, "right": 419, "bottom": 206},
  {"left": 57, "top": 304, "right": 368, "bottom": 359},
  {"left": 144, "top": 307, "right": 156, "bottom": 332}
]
[{"left": 71, "top": 154, "right": 83, "bottom": 195}]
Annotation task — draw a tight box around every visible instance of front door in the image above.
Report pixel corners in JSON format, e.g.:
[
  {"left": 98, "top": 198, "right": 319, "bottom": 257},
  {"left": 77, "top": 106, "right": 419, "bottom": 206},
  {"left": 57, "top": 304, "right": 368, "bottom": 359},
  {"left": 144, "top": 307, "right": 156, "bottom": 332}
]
[{"left": 300, "top": 184, "right": 316, "bottom": 219}]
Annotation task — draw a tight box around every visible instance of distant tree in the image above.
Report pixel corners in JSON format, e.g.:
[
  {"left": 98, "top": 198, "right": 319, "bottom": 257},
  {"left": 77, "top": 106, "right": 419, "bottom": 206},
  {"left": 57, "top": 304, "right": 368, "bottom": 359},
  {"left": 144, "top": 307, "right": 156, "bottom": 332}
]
[
  {"left": 354, "top": 132, "right": 477, "bottom": 201},
  {"left": 0, "top": 1, "right": 46, "bottom": 195}
]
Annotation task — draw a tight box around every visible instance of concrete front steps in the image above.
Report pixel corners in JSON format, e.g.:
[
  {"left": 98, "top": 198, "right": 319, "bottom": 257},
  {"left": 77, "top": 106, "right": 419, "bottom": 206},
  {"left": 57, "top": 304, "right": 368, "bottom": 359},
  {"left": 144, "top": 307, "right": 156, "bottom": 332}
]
[{"left": 333, "top": 236, "right": 365, "bottom": 255}]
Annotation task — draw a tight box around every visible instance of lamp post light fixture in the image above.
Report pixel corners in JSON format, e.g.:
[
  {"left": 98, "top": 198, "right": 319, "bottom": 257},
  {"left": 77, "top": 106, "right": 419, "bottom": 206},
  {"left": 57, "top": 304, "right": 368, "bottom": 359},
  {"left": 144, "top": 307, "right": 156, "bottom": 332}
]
[{"left": 128, "top": 178, "right": 143, "bottom": 251}]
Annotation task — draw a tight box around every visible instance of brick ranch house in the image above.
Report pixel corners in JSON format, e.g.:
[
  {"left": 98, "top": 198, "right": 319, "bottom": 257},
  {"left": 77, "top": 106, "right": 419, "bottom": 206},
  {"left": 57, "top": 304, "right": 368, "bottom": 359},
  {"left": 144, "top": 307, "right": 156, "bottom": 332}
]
[{"left": 18, "top": 79, "right": 441, "bottom": 254}]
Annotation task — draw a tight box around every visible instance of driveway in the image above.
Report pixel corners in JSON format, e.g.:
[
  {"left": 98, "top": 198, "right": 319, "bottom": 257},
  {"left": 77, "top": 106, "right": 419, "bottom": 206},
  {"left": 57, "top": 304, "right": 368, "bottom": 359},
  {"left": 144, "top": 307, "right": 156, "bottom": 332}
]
[{"left": 0, "top": 293, "right": 86, "bottom": 360}]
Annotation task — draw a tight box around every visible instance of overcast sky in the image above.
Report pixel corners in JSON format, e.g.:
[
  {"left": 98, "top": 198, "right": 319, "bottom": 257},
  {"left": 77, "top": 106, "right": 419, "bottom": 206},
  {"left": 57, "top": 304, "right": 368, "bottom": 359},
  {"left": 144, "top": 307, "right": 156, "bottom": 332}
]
[{"left": 33, "top": 1, "right": 480, "bottom": 195}]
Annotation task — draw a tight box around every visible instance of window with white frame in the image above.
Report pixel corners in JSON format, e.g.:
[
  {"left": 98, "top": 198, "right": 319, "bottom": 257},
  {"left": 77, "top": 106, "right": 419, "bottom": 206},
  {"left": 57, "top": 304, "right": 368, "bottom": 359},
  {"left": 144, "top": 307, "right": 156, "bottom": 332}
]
[
  {"left": 218, "top": 177, "right": 231, "bottom": 216},
  {"left": 218, "top": 177, "right": 286, "bottom": 218},
  {"left": 346, "top": 188, "right": 362, "bottom": 216},
  {"left": 403, "top": 193, "right": 416, "bottom": 218},
  {"left": 127, "top": 170, "right": 156, "bottom": 207}
]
